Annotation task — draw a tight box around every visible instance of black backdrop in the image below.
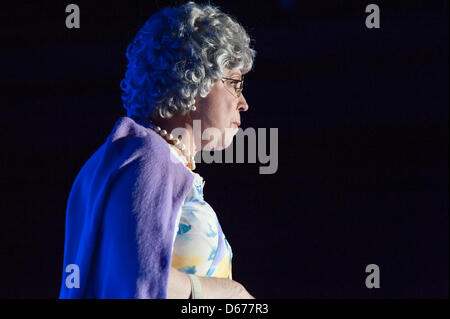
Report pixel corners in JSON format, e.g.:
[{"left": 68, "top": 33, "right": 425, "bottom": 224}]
[{"left": 1, "top": 0, "right": 448, "bottom": 298}]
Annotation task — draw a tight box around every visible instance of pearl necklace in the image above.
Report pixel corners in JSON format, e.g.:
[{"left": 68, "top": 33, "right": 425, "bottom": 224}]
[{"left": 148, "top": 121, "right": 196, "bottom": 171}]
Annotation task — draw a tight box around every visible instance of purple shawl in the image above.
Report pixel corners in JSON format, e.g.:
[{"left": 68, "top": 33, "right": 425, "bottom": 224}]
[{"left": 59, "top": 116, "right": 194, "bottom": 298}]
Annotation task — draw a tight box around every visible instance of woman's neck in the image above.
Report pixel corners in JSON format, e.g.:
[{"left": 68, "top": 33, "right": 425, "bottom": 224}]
[{"left": 150, "top": 114, "right": 199, "bottom": 162}]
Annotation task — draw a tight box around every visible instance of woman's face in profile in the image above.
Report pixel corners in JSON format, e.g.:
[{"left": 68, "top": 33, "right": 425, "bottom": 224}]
[{"left": 195, "top": 68, "right": 249, "bottom": 151}]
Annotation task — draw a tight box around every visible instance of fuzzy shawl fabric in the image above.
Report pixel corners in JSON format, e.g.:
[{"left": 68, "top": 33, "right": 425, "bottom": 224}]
[{"left": 59, "top": 116, "right": 194, "bottom": 298}]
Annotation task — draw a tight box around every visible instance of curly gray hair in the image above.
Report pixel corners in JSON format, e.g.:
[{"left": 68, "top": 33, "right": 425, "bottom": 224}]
[{"left": 120, "top": 1, "right": 256, "bottom": 124}]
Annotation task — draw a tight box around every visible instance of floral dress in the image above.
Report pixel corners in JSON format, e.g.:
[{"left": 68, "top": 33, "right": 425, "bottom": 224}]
[{"left": 169, "top": 146, "right": 233, "bottom": 279}]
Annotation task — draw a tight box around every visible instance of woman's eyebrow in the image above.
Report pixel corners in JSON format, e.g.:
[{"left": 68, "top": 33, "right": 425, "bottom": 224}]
[{"left": 229, "top": 73, "right": 242, "bottom": 79}]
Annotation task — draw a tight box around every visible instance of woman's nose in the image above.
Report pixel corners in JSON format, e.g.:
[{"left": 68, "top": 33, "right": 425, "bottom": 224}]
[{"left": 237, "top": 94, "right": 249, "bottom": 112}]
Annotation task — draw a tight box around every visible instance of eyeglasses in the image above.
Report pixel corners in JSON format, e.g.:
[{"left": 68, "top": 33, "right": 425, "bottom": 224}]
[{"left": 220, "top": 75, "right": 244, "bottom": 98}]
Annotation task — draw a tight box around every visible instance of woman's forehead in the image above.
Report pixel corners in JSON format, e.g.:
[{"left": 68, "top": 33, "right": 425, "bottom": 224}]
[{"left": 225, "top": 68, "right": 242, "bottom": 76}]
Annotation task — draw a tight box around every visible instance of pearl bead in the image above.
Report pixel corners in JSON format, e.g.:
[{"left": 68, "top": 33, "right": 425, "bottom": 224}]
[{"left": 148, "top": 122, "right": 193, "bottom": 171}]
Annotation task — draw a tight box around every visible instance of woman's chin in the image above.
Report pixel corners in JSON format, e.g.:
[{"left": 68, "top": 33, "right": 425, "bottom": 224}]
[
  {"left": 222, "top": 127, "right": 238, "bottom": 148},
  {"left": 222, "top": 136, "right": 236, "bottom": 150}
]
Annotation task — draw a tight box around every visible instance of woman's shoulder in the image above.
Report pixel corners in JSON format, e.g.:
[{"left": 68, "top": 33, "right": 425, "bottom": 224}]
[
  {"left": 109, "top": 116, "right": 171, "bottom": 162},
  {"left": 76, "top": 116, "right": 194, "bottom": 187}
]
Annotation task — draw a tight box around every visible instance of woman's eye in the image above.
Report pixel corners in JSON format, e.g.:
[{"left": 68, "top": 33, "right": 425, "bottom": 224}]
[{"left": 230, "top": 80, "right": 239, "bottom": 88}]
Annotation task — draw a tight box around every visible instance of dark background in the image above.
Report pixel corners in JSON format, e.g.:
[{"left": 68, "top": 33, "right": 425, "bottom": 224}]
[{"left": 1, "top": 0, "right": 448, "bottom": 298}]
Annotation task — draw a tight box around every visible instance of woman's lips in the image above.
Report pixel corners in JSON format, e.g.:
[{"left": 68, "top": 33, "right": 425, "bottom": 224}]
[{"left": 232, "top": 122, "right": 241, "bottom": 127}]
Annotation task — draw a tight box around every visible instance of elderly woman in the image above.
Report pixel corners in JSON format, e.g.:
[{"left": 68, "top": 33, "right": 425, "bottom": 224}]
[{"left": 59, "top": 2, "right": 256, "bottom": 299}]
